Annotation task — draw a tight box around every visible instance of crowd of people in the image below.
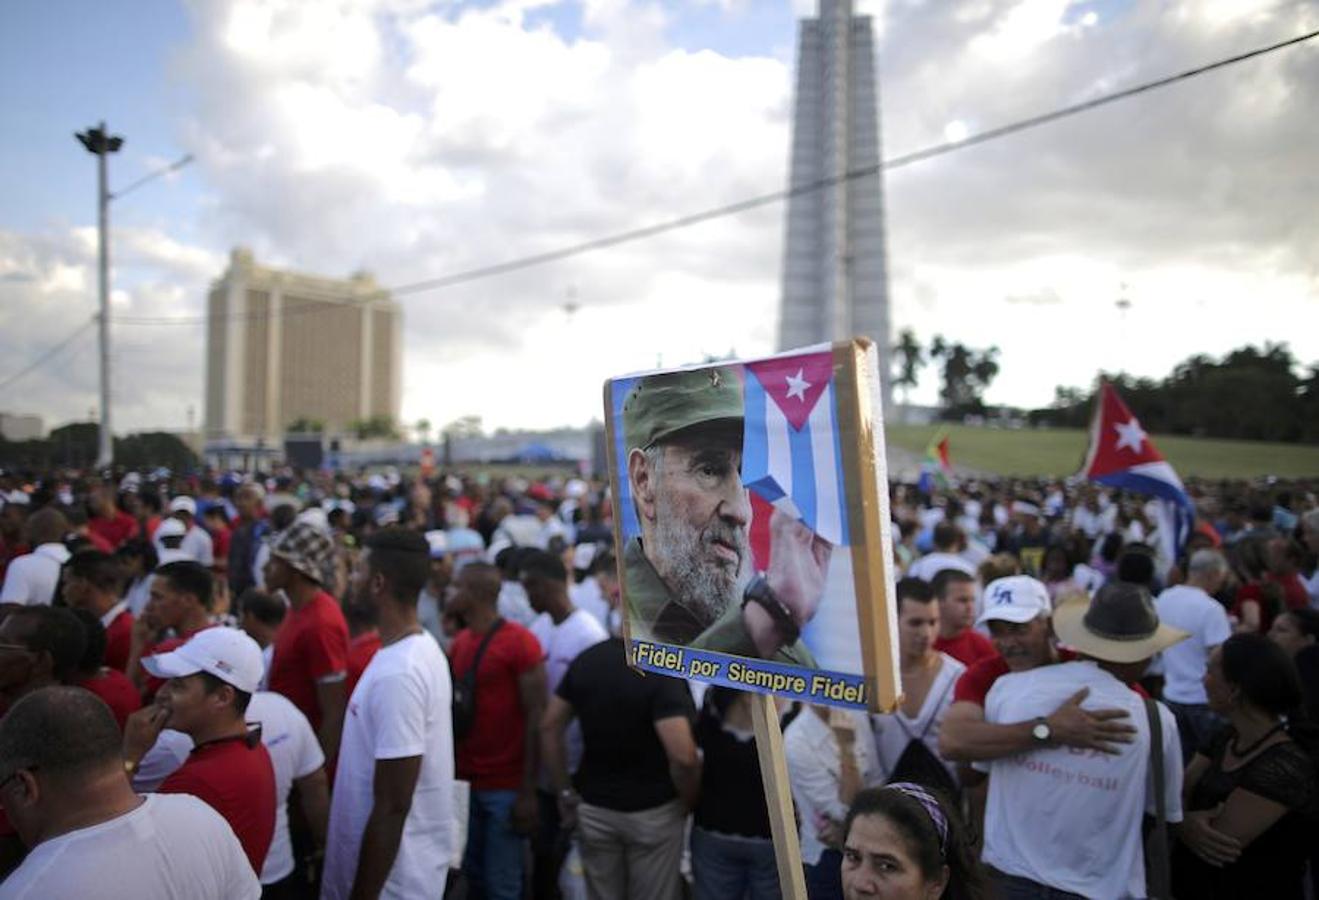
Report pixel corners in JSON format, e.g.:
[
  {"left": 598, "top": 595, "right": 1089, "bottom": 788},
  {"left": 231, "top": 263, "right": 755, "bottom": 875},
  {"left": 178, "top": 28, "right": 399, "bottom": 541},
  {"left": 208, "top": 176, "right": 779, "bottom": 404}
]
[{"left": 0, "top": 464, "right": 1314, "bottom": 899}]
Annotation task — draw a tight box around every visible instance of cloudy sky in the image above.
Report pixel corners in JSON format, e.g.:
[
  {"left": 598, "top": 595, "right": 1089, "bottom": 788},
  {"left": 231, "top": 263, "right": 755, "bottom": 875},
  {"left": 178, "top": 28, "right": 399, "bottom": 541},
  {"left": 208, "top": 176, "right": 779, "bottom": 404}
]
[{"left": 1, "top": 0, "right": 1316, "bottom": 437}]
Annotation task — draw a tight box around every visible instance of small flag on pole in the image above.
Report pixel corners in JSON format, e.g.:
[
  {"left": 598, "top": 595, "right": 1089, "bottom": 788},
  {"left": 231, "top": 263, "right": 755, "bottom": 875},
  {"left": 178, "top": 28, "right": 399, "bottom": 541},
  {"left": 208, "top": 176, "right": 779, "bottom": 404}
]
[
  {"left": 1078, "top": 383, "right": 1194, "bottom": 560},
  {"left": 917, "top": 430, "right": 955, "bottom": 495}
]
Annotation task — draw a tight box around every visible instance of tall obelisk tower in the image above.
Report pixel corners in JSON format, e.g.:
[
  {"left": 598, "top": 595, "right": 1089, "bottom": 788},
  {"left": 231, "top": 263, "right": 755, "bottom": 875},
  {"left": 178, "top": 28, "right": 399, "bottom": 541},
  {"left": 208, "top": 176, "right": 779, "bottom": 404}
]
[{"left": 777, "top": 0, "right": 891, "bottom": 409}]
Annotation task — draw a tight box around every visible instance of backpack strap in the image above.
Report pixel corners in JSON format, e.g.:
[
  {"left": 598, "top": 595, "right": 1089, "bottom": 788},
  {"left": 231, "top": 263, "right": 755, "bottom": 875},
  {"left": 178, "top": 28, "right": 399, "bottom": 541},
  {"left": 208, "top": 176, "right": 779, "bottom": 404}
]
[
  {"left": 469, "top": 618, "right": 505, "bottom": 678},
  {"left": 1144, "top": 698, "right": 1171, "bottom": 900}
]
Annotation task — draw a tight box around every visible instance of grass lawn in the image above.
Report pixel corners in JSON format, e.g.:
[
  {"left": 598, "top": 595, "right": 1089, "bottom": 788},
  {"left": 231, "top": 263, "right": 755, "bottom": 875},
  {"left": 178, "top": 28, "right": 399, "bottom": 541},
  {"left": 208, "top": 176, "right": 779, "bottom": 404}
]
[{"left": 885, "top": 424, "right": 1319, "bottom": 480}]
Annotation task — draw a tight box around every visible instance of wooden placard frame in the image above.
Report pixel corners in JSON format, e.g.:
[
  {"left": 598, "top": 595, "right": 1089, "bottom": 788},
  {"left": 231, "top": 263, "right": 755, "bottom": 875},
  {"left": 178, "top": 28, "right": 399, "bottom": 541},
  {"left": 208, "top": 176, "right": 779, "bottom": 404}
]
[{"left": 600, "top": 338, "right": 902, "bottom": 897}]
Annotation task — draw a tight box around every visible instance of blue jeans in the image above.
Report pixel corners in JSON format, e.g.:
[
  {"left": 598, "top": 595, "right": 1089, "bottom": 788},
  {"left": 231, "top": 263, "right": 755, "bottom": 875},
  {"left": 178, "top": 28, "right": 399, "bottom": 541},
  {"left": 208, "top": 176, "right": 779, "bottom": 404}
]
[
  {"left": 464, "top": 789, "right": 523, "bottom": 900},
  {"left": 803, "top": 848, "right": 843, "bottom": 900},
  {"left": 690, "top": 827, "right": 781, "bottom": 900}
]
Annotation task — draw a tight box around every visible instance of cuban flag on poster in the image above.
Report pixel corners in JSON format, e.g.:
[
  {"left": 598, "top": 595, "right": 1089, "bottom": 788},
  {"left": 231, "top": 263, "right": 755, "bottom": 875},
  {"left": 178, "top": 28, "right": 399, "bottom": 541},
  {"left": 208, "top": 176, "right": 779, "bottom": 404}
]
[
  {"left": 1078, "top": 382, "right": 1195, "bottom": 560},
  {"left": 741, "top": 350, "right": 850, "bottom": 547}
]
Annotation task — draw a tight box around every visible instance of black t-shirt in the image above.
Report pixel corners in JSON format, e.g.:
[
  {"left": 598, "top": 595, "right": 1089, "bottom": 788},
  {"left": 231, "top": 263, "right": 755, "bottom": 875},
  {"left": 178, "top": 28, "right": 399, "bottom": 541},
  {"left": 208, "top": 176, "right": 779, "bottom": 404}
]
[
  {"left": 558, "top": 638, "right": 695, "bottom": 812},
  {"left": 693, "top": 699, "right": 772, "bottom": 839},
  {"left": 1173, "top": 727, "right": 1318, "bottom": 900}
]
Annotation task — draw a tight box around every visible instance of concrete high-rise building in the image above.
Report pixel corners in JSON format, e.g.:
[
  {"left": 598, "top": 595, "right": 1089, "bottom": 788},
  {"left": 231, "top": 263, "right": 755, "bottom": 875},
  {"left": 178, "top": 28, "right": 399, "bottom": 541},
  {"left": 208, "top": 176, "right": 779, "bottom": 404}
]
[
  {"left": 778, "top": 0, "right": 892, "bottom": 408},
  {"left": 203, "top": 248, "right": 401, "bottom": 443}
]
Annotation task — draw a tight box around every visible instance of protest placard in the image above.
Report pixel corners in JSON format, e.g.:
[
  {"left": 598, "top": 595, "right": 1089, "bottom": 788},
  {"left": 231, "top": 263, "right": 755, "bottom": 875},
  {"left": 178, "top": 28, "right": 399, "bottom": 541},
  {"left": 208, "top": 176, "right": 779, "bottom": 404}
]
[{"left": 603, "top": 337, "right": 901, "bottom": 713}]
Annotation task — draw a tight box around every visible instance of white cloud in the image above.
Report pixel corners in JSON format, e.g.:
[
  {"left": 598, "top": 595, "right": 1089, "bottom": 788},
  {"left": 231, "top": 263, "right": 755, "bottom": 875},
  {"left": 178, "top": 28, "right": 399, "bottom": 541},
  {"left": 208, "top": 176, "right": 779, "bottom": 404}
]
[{"left": 6, "top": 0, "right": 1316, "bottom": 439}]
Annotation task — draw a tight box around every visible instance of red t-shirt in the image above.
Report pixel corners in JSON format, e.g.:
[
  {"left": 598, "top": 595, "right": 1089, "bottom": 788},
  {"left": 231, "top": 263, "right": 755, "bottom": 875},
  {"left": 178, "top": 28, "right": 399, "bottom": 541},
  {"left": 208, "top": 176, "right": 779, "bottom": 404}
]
[
  {"left": 267, "top": 591, "right": 349, "bottom": 732},
  {"left": 84, "top": 530, "right": 115, "bottom": 553},
  {"left": 89, "top": 510, "right": 137, "bottom": 550},
  {"left": 159, "top": 734, "right": 276, "bottom": 874},
  {"left": 141, "top": 623, "right": 216, "bottom": 701},
  {"left": 934, "top": 629, "right": 998, "bottom": 668},
  {"left": 346, "top": 630, "right": 382, "bottom": 699},
  {"left": 78, "top": 667, "right": 141, "bottom": 732},
  {"left": 953, "top": 649, "right": 1144, "bottom": 706},
  {"left": 209, "top": 525, "right": 232, "bottom": 570},
  {"left": 104, "top": 608, "right": 134, "bottom": 673},
  {"left": 450, "top": 622, "right": 543, "bottom": 790}
]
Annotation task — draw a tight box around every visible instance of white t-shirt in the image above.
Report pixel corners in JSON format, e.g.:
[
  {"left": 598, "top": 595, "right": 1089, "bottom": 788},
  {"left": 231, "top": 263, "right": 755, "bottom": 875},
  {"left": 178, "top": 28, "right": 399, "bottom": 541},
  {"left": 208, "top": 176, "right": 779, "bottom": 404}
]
[
  {"left": 1154, "top": 585, "right": 1232, "bottom": 705},
  {"left": 530, "top": 608, "right": 608, "bottom": 784},
  {"left": 322, "top": 632, "right": 455, "bottom": 900},
  {"left": 531, "top": 608, "right": 609, "bottom": 693},
  {"left": 870, "top": 652, "right": 965, "bottom": 785},
  {"left": 981, "top": 661, "right": 1183, "bottom": 899},
  {"left": 784, "top": 709, "right": 882, "bottom": 865},
  {"left": 155, "top": 525, "right": 214, "bottom": 566},
  {"left": 0, "top": 543, "right": 71, "bottom": 605},
  {"left": 570, "top": 578, "right": 609, "bottom": 631},
  {"left": 905, "top": 552, "right": 976, "bottom": 582},
  {"left": 0, "top": 793, "right": 259, "bottom": 899},
  {"left": 247, "top": 691, "right": 325, "bottom": 884}
]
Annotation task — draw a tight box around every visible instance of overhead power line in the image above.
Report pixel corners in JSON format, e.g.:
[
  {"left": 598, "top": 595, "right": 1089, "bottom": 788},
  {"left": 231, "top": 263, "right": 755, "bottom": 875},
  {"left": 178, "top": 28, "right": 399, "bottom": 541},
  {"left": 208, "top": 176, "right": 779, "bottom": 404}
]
[
  {"left": 111, "top": 24, "right": 1319, "bottom": 327},
  {"left": 385, "top": 25, "right": 1319, "bottom": 297},
  {"left": 0, "top": 318, "right": 97, "bottom": 391}
]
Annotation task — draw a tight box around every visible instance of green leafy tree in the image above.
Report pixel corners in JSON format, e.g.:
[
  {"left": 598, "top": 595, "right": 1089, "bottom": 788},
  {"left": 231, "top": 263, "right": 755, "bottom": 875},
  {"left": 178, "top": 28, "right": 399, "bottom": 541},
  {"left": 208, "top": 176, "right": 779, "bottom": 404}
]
[
  {"left": 928, "top": 337, "right": 1000, "bottom": 419},
  {"left": 348, "top": 415, "right": 400, "bottom": 440},
  {"left": 116, "top": 432, "right": 198, "bottom": 470},
  {"left": 286, "top": 417, "right": 326, "bottom": 434},
  {"left": 1033, "top": 343, "right": 1317, "bottom": 443},
  {"left": 892, "top": 329, "right": 924, "bottom": 406},
  {"left": 442, "top": 415, "right": 483, "bottom": 439}
]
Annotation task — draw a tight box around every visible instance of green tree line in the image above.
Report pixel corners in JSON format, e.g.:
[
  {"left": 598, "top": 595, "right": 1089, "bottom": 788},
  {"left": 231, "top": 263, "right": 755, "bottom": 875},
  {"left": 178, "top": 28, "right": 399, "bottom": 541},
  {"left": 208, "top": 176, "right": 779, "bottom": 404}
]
[{"left": 1030, "top": 343, "right": 1319, "bottom": 443}]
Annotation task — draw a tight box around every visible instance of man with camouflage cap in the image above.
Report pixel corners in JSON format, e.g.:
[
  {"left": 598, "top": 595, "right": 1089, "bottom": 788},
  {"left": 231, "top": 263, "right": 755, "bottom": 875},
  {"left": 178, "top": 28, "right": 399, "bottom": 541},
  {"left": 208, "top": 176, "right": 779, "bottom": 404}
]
[
  {"left": 263, "top": 519, "right": 350, "bottom": 759},
  {"left": 622, "top": 366, "right": 830, "bottom": 665}
]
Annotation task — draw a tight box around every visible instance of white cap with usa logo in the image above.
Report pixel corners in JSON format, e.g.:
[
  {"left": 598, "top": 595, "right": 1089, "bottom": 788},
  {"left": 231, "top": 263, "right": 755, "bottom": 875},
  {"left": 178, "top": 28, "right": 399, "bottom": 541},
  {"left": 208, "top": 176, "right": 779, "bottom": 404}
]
[
  {"left": 142, "top": 627, "right": 265, "bottom": 694},
  {"left": 975, "top": 575, "right": 1052, "bottom": 626}
]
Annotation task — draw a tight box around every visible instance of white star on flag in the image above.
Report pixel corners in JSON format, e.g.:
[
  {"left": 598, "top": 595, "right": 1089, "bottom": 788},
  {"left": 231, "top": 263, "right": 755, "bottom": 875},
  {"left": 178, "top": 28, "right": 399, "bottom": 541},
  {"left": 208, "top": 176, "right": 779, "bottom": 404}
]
[
  {"left": 784, "top": 369, "right": 810, "bottom": 401},
  {"left": 1114, "top": 417, "right": 1147, "bottom": 453}
]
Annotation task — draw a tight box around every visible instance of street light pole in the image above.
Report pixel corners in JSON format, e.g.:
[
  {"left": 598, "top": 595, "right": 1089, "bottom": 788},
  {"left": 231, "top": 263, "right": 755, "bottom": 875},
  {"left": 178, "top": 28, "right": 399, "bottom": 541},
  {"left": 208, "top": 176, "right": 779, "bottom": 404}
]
[{"left": 76, "top": 122, "right": 123, "bottom": 470}]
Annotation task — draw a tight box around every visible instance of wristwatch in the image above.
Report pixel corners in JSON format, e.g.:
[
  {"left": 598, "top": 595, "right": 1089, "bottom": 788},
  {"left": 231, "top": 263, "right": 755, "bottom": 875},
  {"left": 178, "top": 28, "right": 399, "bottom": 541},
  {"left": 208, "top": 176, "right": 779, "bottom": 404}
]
[
  {"left": 742, "top": 573, "right": 800, "bottom": 644},
  {"left": 1031, "top": 717, "right": 1052, "bottom": 744}
]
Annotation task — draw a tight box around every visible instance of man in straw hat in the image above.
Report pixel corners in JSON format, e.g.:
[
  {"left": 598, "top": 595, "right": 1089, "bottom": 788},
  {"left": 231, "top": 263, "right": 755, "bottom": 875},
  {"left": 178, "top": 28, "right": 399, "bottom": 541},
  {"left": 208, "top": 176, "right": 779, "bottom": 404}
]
[
  {"left": 977, "top": 581, "right": 1188, "bottom": 899},
  {"left": 621, "top": 366, "right": 830, "bottom": 665}
]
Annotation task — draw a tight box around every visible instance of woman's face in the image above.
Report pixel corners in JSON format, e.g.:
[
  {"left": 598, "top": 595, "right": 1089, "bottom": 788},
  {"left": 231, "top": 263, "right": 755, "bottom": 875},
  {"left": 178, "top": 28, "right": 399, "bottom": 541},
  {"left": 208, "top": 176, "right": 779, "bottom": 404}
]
[
  {"left": 841, "top": 812, "right": 948, "bottom": 900},
  {"left": 1202, "top": 646, "right": 1234, "bottom": 714},
  {"left": 1268, "top": 614, "right": 1313, "bottom": 659}
]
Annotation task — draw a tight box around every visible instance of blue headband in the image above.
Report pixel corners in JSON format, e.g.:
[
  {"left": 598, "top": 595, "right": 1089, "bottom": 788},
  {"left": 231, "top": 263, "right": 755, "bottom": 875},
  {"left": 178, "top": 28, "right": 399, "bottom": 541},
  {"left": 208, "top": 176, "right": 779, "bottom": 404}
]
[{"left": 887, "top": 782, "right": 949, "bottom": 857}]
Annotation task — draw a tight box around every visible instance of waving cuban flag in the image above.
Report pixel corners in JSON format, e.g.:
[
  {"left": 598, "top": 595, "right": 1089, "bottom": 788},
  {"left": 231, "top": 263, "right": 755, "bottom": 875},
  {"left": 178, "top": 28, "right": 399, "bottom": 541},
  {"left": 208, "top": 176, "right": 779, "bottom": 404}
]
[
  {"left": 741, "top": 349, "right": 850, "bottom": 547},
  {"left": 1079, "top": 382, "right": 1195, "bottom": 560}
]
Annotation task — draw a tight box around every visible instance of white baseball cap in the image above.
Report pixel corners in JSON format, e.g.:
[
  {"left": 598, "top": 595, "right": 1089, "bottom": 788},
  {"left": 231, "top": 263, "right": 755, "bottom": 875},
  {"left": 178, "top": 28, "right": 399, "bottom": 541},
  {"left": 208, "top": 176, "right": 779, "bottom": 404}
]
[
  {"left": 572, "top": 542, "right": 597, "bottom": 571},
  {"left": 976, "top": 575, "right": 1052, "bottom": 626},
  {"left": 169, "top": 495, "right": 197, "bottom": 516},
  {"left": 424, "top": 529, "right": 448, "bottom": 559},
  {"left": 142, "top": 627, "right": 264, "bottom": 694},
  {"left": 155, "top": 517, "right": 187, "bottom": 538}
]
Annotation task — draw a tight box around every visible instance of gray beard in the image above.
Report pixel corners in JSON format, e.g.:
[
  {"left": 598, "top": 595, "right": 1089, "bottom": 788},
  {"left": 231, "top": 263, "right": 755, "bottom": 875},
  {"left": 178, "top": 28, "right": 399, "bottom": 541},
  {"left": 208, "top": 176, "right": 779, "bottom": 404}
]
[{"left": 649, "top": 499, "right": 750, "bottom": 629}]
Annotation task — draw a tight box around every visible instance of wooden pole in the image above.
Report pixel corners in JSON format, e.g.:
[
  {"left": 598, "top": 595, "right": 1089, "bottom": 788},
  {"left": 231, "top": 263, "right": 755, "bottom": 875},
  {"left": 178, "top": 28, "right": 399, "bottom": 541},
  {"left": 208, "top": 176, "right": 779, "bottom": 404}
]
[{"left": 750, "top": 692, "right": 807, "bottom": 900}]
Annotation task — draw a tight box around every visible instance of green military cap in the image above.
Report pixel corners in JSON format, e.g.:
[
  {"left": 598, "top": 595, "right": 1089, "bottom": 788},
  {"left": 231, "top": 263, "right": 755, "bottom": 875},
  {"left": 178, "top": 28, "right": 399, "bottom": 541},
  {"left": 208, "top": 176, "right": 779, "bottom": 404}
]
[{"left": 623, "top": 366, "right": 744, "bottom": 451}]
